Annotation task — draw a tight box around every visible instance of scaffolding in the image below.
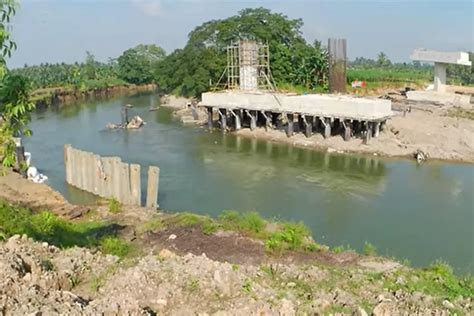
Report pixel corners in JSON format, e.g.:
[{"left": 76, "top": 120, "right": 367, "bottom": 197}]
[{"left": 214, "top": 40, "right": 276, "bottom": 92}]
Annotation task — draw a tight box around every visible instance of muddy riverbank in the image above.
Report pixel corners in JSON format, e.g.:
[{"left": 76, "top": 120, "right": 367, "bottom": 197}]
[{"left": 32, "top": 83, "right": 157, "bottom": 109}]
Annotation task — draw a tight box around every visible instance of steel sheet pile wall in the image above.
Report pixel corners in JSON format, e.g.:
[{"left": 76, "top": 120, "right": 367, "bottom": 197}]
[
  {"left": 328, "top": 38, "right": 347, "bottom": 94},
  {"left": 64, "top": 145, "right": 159, "bottom": 207}
]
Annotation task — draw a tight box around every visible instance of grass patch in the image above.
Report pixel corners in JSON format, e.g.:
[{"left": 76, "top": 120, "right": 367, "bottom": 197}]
[
  {"left": 0, "top": 200, "right": 131, "bottom": 257},
  {"left": 332, "top": 245, "right": 353, "bottom": 254},
  {"left": 383, "top": 261, "right": 474, "bottom": 300},
  {"left": 363, "top": 242, "right": 377, "bottom": 256},
  {"left": 164, "top": 210, "right": 320, "bottom": 253},
  {"left": 138, "top": 217, "right": 165, "bottom": 233},
  {"left": 165, "top": 212, "right": 219, "bottom": 235},
  {"left": 100, "top": 236, "right": 132, "bottom": 258},
  {"left": 265, "top": 221, "right": 312, "bottom": 252},
  {"left": 219, "top": 210, "right": 266, "bottom": 238},
  {"left": 446, "top": 108, "right": 474, "bottom": 120},
  {"left": 108, "top": 198, "right": 121, "bottom": 214}
]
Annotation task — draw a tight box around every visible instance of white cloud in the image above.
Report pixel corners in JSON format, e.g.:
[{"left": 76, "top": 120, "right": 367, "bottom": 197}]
[{"left": 131, "top": 0, "right": 163, "bottom": 17}]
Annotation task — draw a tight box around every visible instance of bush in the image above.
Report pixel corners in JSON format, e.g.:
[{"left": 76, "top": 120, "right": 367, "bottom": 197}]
[
  {"left": 108, "top": 198, "right": 121, "bottom": 214},
  {"left": 363, "top": 242, "right": 377, "bottom": 256},
  {"left": 265, "top": 221, "right": 312, "bottom": 252}
]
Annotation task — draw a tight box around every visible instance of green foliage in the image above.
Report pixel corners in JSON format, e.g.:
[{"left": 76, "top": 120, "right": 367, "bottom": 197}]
[
  {"left": 384, "top": 261, "right": 474, "bottom": 300},
  {"left": 447, "top": 52, "right": 474, "bottom": 86},
  {"left": 154, "top": 7, "right": 329, "bottom": 97},
  {"left": 107, "top": 198, "right": 121, "bottom": 214},
  {"left": 242, "top": 278, "right": 253, "bottom": 294},
  {"left": 99, "top": 236, "right": 131, "bottom": 258},
  {"left": 347, "top": 67, "right": 432, "bottom": 85},
  {"left": 332, "top": 245, "right": 346, "bottom": 254},
  {"left": 0, "top": 200, "right": 130, "bottom": 255},
  {"left": 118, "top": 44, "right": 165, "bottom": 85},
  {"left": 0, "top": 1, "right": 35, "bottom": 167},
  {"left": 265, "top": 221, "right": 311, "bottom": 252},
  {"left": 12, "top": 60, "right": 121, "bottom": 91},
  {"left": 218, "top": 210, "right": 266, "bottom": 236},
  {"left": 363, "top": 242, "right": 377, "bottom": 256}
]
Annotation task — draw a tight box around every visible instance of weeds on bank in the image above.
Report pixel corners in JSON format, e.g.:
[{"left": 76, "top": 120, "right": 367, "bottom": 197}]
[
  {"left": 156, "top": 210, "right": 320, "bottom": 253},
  {"left": 383, "top": 261, "right": 474, "bottom": 300},
  {"left": 218, "top": 210, "right": 266, "bottom": 238},
  {"left": 0, "top": 200, "right": 132, "bottom": 258},
  {"left": 100, "top": 236, "right": 131, "bottom": 258},
  {"left": 107, "top": 198, "right": 121, "bottom": 214},
  {"left": 446, "top": 108, "right": 474, "bottom": 120},
  {"left": 363, "top": 242, "right": 377, "bottom": 256}
]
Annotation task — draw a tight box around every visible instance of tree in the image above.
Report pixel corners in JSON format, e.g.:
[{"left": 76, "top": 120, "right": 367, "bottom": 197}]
[
  {"left": 117, "top": 44, "right": 166, "bottom": 84},
  {"left": 84, "top": 51, "right": 97, "bottom": 80},
  {"left": 154, "top": 7, "right": 329, "bottom": 97},
  {"left": 0, "top": 0, "right": 35, "bottom": 167},
  {"left": 376, "top": 52, "right": 392, "bottom": 68}
]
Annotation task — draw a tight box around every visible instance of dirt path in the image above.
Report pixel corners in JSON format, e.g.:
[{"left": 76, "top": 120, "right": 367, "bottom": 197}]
[{"left": 234, "top": 103, "right": 474, "bottom": 163}]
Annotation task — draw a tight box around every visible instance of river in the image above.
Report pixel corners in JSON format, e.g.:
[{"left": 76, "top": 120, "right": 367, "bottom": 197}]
[{"left": 25, "top": 92, "right": 474, "bottom": 274}]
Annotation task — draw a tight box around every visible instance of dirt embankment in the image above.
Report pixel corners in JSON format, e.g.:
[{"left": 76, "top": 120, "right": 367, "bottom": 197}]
[
  {"left": 0, "top": 172, "right": 472, "bottom": 315},
  {"left": 33, "top": 84, "right": 158, "bottom": 109}
]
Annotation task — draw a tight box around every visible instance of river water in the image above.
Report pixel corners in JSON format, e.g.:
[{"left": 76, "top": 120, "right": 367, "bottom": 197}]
[{"left": 25, "top": 92, "right": 474, "bottom": 274}]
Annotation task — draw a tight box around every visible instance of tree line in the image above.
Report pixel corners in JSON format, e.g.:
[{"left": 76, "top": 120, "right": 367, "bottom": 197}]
[{"left": 11, "top": 7, "right": 474, "bottom": 97}]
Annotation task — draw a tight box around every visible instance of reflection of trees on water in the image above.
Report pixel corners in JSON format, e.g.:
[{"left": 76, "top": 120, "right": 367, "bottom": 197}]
[{"left": 197, "top": 134, "right": 387, "bottom": 198}]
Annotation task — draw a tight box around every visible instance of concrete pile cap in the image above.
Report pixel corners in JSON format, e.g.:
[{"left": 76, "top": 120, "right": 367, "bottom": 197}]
[
  {"left": 410, "top": 48, "right": 472, "bottom": 66},
  {"left": 199, "top": 91, "right": 393, "bottom": 121}
]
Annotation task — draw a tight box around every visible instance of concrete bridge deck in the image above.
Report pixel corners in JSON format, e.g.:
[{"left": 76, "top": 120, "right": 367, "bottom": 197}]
[
  {"left": 200, "top": 91, "right": 392, "bottom": 122},
  {"left": 198, "top": 91, "right": 392, "bottom": 142}
]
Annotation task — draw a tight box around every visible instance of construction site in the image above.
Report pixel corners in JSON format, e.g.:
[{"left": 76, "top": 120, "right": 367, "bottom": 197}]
[{"left": 192, "top": 39, "right": 473, "bottom": 162}]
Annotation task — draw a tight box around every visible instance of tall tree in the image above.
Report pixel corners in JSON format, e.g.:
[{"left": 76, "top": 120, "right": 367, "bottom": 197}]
[
  {"left": 0, "top": 0, "right": 35, "bottom": 167},
  {"left": 155, "top": 7, "right": 329, "bottom": 97},
  {"left": 117, "top": 44, "right": 166, "bottom": 85}
]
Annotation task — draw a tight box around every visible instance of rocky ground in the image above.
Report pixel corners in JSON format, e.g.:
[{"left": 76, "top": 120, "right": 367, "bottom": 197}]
[{"left": 1, "top": 235, "right": 471, "bottom": 315}]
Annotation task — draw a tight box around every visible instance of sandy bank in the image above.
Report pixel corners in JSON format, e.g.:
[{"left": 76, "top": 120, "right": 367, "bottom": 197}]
[{"left": 231, "top": 104, "right": 474, "bottom": 163}]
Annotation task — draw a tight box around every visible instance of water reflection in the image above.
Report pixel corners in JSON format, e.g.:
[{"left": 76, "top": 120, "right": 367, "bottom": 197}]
[{"left": 197, "top": 134, "right": 387, "bottom": 198}]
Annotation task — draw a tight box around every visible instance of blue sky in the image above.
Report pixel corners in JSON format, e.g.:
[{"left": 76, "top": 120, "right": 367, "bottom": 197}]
[{"left": 8, "top": 0, "right": 474, "bottom": 68}]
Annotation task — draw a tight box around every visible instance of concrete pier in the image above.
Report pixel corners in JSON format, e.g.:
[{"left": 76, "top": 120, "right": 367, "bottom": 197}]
[
  {"left": 408, "top": 49, "right": 472, "bottom": 106},
  {"left": 200, "top": 91, "right": 392, "bottom": 141}
]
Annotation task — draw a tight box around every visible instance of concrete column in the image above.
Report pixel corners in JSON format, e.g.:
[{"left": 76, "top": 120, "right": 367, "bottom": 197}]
[
  {"left": 286, "top": 113, "right": 294, "bottom": 137},
  {"left": 324, "top": 118, "right": 331, "bottom": 139},
  {"left": 343, "top": 120, "right": 352, "bottom": 141},
  {"left": 234, "top": 110, "right": 242, "bottom": 130},
  {"left": 250, "top": 111, "right": 257, "bottom": 130},
  {"left": 373, "top": 122, "right": 380, "bottom": 138},
  {"left": 146, "top": 166, "right": 160, "bottom": 209},
  {"left": 364, "top": 122, "right": 372, "bottom": 144},
  {"left": 219, "top": 108, "right": 227, "bottom": 132},
  {"left": 263, "top": 111, "right": 272, "bottom": 131},
  {"left": 304, "top": 116, "right": 313, "bottom": 138},
  {"left": 121, "top": 105, "right": 129, "bottom": 125},
  {"left": 434, "top": 62, "right": 447, "bottom": 92},
  {"left": 207, "top": 107, "right": 213, "bottom": 130}
]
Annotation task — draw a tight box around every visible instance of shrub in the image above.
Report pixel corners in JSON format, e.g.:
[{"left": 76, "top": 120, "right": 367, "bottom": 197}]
[
  {"left": 108, "top": 198, "right": 121, "bottom": 214},
  {"left": 363, "top": 242, "right": 377, "bottom": 256}
]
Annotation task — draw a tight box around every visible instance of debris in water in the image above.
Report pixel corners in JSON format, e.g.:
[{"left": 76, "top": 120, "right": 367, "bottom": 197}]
[{"left": 415, "top": 149, "right": 427, "bottom": 163}]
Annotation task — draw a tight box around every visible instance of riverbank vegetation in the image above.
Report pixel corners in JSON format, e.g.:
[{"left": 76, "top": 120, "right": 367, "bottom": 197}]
[{"left": 0, "top": 0, "right": 35, "bottom": 168}]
